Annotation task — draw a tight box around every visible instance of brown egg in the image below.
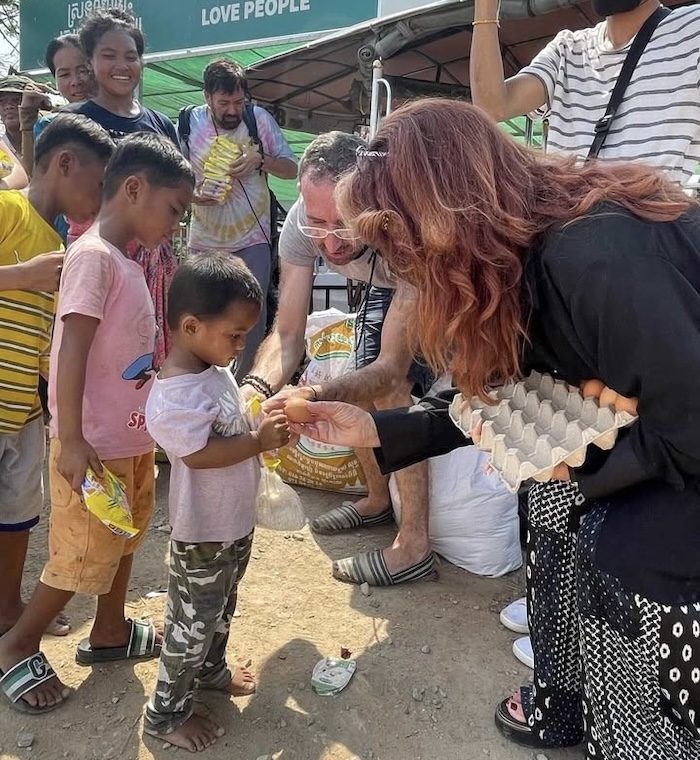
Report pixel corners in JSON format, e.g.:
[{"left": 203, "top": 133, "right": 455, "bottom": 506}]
[
  {"left": 598, "top": 387, "right": 619, "bottom": 409},
  {"left": 581, "top": 379, "right": 606, "bottom": 399},
  {"left": 284, "top": 397, "right": 313, "bottom": 423},
  {"left": 614, "top": 394, "right": 638, "bottom": 416}
]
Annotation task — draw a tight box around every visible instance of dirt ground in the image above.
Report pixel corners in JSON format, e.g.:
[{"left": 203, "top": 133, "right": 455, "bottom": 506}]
[{"left": 1, "top": 463, "right": 583, "bottom": 760}]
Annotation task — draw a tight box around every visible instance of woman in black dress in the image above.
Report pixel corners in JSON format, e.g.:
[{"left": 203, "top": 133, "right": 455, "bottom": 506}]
[{"left": 292, "top": 98, "right": 700, "bottom": 760}]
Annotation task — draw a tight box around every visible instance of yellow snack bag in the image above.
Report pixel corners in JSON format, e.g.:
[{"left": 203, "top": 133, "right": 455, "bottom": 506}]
[
  {"left": 82, "top": 466, "right": 139, "bottom": 539},
  {"left": 199, "top": 136, "right": 244, "bottom": 202},
  {"left": 0, "top": 148, "right": 13, "bottom": 179}
]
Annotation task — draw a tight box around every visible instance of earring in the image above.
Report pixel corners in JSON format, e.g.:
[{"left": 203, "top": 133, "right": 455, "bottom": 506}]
[{"left": 382, "top": 212, "right": 390, "bottom": 232}]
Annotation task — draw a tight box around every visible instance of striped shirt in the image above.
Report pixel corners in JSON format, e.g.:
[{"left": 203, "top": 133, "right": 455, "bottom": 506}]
[
  {"left": 522, "top": 5, "right": 700, "bottom": 184},
  {"left": 0, "top": 192, "right": 61, "bottom": 433}
]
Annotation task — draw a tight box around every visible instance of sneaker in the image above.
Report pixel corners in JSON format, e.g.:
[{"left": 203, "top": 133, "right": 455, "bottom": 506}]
[
  {"left": 499, "top": 597, "right": 529, "bottom": 634},
  {"left": 513, "top": 636, "right": 534, "bottom": 669}
]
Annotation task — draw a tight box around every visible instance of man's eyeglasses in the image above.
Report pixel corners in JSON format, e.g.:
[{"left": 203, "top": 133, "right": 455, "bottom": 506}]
[{"left": 297, "top": 224, "right": 358, "bottom": 241}]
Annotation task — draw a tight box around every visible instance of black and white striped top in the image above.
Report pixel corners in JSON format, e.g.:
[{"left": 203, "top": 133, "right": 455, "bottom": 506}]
[{"left": 522, "top": 5, "right": 700, "bottom": 184}]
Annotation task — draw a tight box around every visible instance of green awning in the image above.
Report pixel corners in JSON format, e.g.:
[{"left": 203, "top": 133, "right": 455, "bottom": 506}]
[
  {"left": 142, "top": 45, "right": 297, "bottom": 118},
  {"left": 34, "top": 41, "right": 543, "bottom": 204}
]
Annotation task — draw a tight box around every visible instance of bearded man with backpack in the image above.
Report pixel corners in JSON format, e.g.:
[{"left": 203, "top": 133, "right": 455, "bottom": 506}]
[{"left": 178, "top": 58, "right": 297, "bottom": 379}]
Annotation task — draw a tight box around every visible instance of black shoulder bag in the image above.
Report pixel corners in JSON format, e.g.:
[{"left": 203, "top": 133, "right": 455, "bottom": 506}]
[{"left": 587, "top": 6, "right": 671, "bottom": 160}]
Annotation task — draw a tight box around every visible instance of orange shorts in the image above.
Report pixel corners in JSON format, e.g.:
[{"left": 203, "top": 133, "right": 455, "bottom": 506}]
[{"left": 41, "top": 440, "right": 155, "bottom": 596}]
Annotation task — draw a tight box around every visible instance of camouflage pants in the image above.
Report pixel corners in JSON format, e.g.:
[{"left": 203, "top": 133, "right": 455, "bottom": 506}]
[{"left": 143, "top": 534, "right": 253, "bottom": 735}]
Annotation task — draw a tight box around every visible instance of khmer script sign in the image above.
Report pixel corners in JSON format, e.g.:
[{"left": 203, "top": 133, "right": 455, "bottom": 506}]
[{"left": 20, "top": 0, "right": 378, "bottom": 71}]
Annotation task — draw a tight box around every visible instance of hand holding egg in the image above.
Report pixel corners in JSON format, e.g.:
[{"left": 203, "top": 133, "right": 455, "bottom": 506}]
[{"left": 284, "top": 397, "right": 313, "bottom": 424}]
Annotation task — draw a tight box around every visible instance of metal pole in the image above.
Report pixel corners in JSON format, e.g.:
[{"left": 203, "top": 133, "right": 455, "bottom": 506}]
[{"left": 369, "top": 59, "right": 394, "bottom": 139}]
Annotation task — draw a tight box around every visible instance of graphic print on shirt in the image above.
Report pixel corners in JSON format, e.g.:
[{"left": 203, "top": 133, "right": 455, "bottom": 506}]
[
  {"left": 212, "top": 389, "right": 249, "bottom": 438},
  {"left": 122, "top": 353, "right": 156, "bottom": 390},
  {"left": 122, "top": 352, "right": 155, "bottom": 433}
]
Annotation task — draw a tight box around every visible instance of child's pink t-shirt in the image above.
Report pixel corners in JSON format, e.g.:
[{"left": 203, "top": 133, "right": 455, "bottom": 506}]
[{"left": 49, "top": 232, "right": 156, "bottom": 460}]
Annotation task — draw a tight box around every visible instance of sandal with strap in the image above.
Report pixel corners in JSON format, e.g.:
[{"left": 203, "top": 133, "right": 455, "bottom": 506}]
[
  {"left": 75, "top": 618, "right": 161, "bottom": 666},
  {"left": 0, "top": 652, "right": 66, "bottom": 714},
  {"left": 311, "top": 502, "right": 394, "bottom": 535},
  {"left": 494, "top": 684, "right": 549, "bottom": 748}
]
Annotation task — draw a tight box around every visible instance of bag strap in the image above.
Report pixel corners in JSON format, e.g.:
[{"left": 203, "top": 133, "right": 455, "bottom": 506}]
[
  {"left": 243, "top": 103, "right": 260, "bottom": 146},
  {"left": 587, "top": 6, "right": 671, "bottom": 160},
  {"left": 177, "top": 104, "right": 195, "bottom": 159}
]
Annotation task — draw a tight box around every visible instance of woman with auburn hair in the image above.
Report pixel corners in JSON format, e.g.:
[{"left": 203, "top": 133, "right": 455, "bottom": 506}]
[{"left": 292, "top": 98, "right": 700, "bottom": 760}]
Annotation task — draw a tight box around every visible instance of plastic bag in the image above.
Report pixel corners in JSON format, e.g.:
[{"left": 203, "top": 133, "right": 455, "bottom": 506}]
[
  {"left": 82, "top": 466, "right": 139, "bottom": 539},
  {"left": 256, "top": 464, "right": 306, "bottom": 531},
  {"left": 390, "top": 447, "right": 521, "bottom": 577}
]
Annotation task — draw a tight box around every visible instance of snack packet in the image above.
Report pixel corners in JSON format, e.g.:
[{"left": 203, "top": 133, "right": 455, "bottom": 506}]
[
  {"left": 311, "top": 657, "right": 357, "bottom": 696},
  {"left": 82, "top": 466, "right": 139, "bottom": 539},
  {"left": 0, "top": 148, "right": 13, "bottom": 180},
  {"left": 256, "top": 464, "right": 306, "bottom": 531},
  {"left": 199, "top": 136, "right": 243, "bottom": 202}
]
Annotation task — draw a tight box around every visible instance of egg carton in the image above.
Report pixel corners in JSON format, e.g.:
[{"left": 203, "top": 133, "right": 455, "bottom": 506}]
[{"left": 448, "top": 371, "right": 637, "bottom": 493}]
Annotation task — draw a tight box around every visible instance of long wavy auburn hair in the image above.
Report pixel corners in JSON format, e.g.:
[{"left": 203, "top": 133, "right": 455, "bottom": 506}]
[{"left": 336, "top": 98, "right": 693, "bottom": 401}]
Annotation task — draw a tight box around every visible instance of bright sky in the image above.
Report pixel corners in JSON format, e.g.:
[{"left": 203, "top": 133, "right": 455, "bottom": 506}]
[{"left": 0, "top": 28, "right": 18, "bottom": 73}]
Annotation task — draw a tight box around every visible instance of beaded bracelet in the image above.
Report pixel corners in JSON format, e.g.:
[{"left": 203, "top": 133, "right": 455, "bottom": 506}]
[{"left": 241, "top": 374, "right": 274, "bottom": 399}]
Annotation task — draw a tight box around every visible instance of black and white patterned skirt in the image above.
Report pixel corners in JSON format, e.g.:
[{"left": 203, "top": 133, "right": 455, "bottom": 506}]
[{"left": 526, "top": 482, "right": 700, "bottom": 760}]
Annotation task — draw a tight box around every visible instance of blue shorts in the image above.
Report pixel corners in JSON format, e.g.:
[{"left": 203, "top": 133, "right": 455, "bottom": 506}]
[{"left": 354, "top": 286, "right": 434, "bottom": 397}]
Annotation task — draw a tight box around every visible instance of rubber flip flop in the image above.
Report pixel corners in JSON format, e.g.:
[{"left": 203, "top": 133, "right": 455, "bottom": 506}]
[
  {"left": 75, "top": 618, "right": 160, "bottom": 666},
  {"left": 0, "top": 652, "right": 66, "bottom": 715}
]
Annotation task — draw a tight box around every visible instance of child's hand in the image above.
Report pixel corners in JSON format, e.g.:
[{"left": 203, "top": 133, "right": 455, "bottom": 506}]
[
  {"left": 20, "top": 251, "right": 65, "bottom": 292},
  {"left": 58, "top": 438, "right": 103, "bottom": 493},
  {"left": 257, "top": 410, "right": 290, "bottom": 452}
]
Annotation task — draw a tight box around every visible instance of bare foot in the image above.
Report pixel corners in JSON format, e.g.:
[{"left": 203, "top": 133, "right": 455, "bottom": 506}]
[
  {"left": 149, "top": 714, "right": 225, "bottom": 752},
  {"left": 226, "top": 665, "right": 256, "bottom": 696},
  {"left": 44, "top": 611, "right": 71, "bottom": 637},
  {"left": 0, "top": 606, "right": 70, "bottom": 637},
  {"left": 0, "top": 640, "right": 70, "bottom": 710},
  {"left": 506, "top": 689, "right": 527, "bottom": 723}
]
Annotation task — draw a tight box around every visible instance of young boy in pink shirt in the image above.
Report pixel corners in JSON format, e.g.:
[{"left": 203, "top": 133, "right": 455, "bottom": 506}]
[{"left": 0, "top": 133, "right": 194, "bottom": 714}]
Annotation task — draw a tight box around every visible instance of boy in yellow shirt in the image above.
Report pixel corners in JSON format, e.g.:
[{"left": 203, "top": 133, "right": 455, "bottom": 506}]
[{"left": 0, "top": 113, "right": 113, "bottom": 645}]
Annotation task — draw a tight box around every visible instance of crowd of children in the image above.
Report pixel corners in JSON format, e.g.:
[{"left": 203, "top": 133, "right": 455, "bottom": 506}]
[
  {"left": 0, "top": 8, "right": 293, "bottom": 754},
  {"left": 0, "top": 114, "right": 291, "bottom": 752}
]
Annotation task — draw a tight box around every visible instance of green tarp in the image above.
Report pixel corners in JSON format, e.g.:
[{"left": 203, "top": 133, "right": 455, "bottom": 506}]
[
  {"left": 33, "top": 42, "right": 542, "bottom": 204},
  {"left": 142, "top": 45, "right": 296, "bottom": 118}
]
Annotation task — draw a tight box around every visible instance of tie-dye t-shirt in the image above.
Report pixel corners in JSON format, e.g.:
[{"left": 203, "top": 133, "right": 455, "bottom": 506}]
[{"left": 185, "top": 105, "right": 295, "bottom": 252}]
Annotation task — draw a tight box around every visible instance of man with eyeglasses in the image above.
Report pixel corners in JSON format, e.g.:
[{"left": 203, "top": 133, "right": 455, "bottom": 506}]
[{"left": 243, "top": 131, "right": 435, "bottom": 587}]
